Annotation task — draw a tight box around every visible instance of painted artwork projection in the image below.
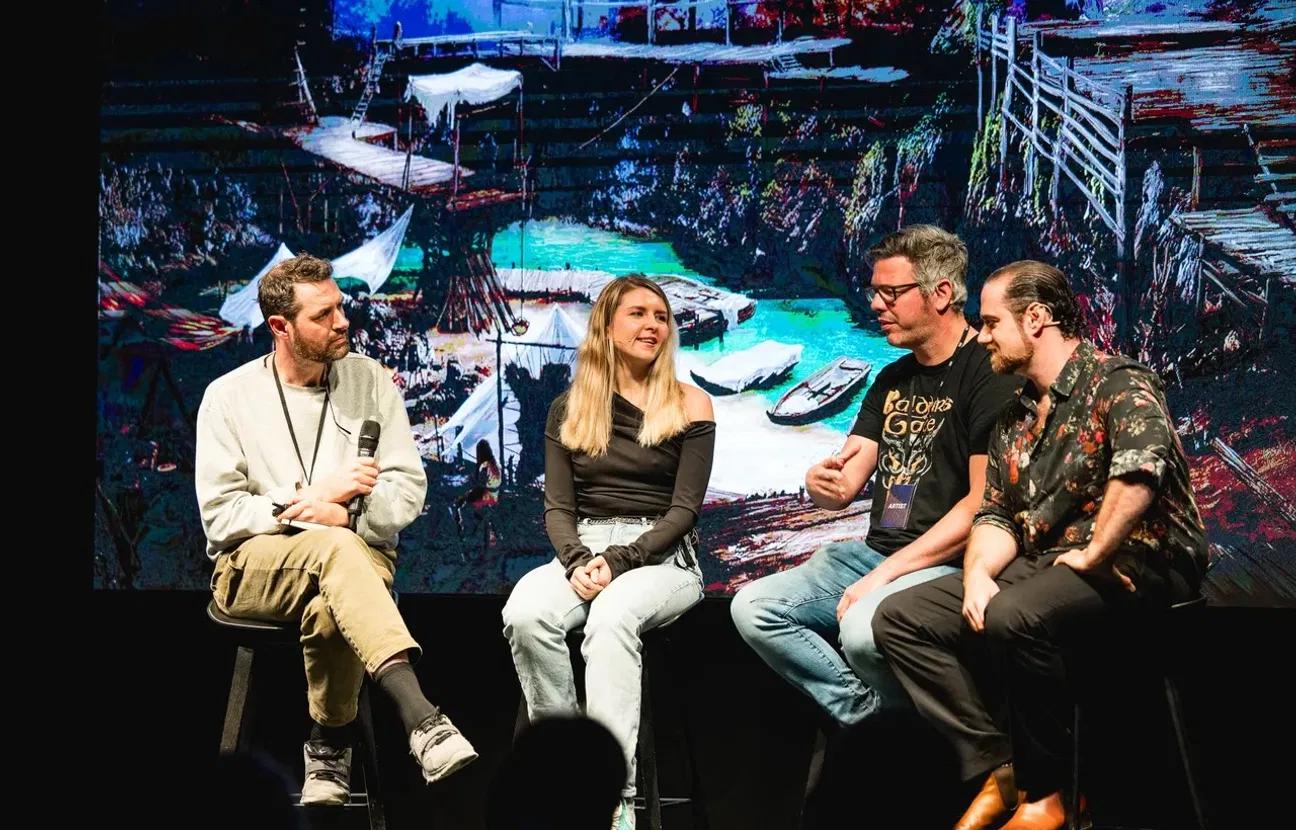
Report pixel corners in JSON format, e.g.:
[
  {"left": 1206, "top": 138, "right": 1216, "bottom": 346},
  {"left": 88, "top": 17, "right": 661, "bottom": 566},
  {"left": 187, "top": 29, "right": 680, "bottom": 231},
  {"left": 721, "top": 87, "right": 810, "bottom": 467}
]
[{"left": 98, "top": 0, "right": 1295, "bottom": 604}]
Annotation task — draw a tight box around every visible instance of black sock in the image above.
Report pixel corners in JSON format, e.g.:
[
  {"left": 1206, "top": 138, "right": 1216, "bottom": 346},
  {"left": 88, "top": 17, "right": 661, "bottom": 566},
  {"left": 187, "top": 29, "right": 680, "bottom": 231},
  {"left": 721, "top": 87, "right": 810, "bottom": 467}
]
[
  {"left": 309, "top": 720, "right": 352, "bottom": 749},
  {"left": 375, "top": 662, "right": 438, "bottom": 735}
]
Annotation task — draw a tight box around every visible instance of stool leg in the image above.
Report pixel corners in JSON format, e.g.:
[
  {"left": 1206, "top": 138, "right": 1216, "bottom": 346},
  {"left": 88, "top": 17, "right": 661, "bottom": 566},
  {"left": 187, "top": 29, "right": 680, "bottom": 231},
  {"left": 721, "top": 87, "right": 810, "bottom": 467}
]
[
  {"left": 1164, "top": 674, "right": 1209, "bottom": 830},
  {"left": 676, "top": 682, "right": 708, "bottom": 829},
  {"left": 356, "top": 682, "right": 387, "bottom": 830},
  {"left": 639, "top": 655, "right": 662, "bottom": 830},
  {"left": 513, "top": 692, "right": 530, "bottom": 742},
  {"left": 1068, "top": 704, "right": 1081, "bottom": 830},
  {"left": 798, "top": 727, "right": 828, "bottom": 830},
  {"left": 220, "top": 645, "right": 256, "bottom": 755},
  {"left": 804, "top": 727, "right": 827, "bottom": 799}
]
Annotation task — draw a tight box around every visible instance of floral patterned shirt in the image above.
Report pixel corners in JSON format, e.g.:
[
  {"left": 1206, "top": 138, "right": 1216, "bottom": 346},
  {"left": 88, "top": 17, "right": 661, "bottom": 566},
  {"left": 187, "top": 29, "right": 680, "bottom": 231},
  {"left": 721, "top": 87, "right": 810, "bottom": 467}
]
[{"left": 973, "top": 341, "right": 1207, "bottom": 579}]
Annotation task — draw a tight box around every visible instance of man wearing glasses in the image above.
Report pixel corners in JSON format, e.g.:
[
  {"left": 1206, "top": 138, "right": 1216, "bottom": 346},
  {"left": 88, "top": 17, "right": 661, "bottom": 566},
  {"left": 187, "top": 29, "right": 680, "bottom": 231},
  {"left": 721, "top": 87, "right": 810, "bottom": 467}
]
[
  {"left": 731, "top": 226, "right": 1022, "bottom": 738},
  {"left": 195, "top": 255, "right": 478, "bottom": 807}
]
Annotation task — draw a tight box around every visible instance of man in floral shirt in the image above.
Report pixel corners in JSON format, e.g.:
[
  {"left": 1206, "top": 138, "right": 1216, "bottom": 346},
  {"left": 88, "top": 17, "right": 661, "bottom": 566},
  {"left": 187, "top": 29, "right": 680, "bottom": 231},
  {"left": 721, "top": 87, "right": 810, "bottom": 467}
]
[{"left": 874, "top": 260, "right": 1208, "bottom": 830}]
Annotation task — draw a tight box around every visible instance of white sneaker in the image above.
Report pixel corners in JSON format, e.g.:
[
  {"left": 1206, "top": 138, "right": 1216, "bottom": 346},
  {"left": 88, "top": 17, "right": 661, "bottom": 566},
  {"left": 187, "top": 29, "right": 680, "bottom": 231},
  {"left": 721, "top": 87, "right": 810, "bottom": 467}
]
[
  {"left": 299, "top": 741, "right": 350, "bottom": 806},
  {"left": 409, "top": 712, "right": 479, "bottom": 783},
  {"left": 611, "top": 796, "right": 636, "bottom": 830}
]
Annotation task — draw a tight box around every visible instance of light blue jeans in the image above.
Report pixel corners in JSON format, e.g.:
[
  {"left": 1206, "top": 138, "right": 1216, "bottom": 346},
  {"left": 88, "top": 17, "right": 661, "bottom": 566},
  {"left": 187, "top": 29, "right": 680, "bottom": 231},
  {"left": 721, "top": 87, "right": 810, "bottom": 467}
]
[
  {"left": 502, "top": 517, "right": 704, "bottom": 796},
  {"left": 730, "top": 539, "right": 959, "bottom": 725}
]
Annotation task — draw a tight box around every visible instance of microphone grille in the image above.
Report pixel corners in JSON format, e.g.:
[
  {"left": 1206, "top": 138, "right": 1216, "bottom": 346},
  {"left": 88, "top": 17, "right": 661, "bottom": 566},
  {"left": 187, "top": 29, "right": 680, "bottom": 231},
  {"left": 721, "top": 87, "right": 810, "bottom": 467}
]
[{"left": 357, "top": 419, "right": 381, "bottom": 454}]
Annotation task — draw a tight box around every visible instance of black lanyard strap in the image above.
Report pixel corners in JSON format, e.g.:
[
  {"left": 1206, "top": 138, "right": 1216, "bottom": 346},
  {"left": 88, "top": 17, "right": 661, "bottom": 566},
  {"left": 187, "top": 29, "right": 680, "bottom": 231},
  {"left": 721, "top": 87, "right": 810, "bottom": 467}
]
[
  {"left": 272, "top": 358, "right": 331, "bottom": 487},
  {"left": 905, "top": 323, "right": 973, "bottom": 400}
]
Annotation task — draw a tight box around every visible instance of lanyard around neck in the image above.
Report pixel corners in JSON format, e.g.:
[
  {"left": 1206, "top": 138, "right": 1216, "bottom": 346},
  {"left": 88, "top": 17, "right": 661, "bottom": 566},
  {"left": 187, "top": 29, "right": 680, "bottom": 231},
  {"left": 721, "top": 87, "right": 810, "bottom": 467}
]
[
  {"left": 272, "top": 357, "right": 330, "bottom": 487},
  {"left": 907, "top": 323, "right": 973, "bottom": 399}
]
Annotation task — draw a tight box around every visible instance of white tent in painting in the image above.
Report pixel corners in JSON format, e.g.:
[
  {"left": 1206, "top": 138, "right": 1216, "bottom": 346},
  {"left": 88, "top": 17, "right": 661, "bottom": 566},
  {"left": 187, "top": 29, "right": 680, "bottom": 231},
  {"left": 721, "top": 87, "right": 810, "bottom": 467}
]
[
  {"left": 329, "top": 205, "right": 413, "bottom": 293},
  {"left": 405, "top": 63, "right": 523, "bottom": 126},
  {"left": 218, "top": 206, "right": 414, "bottom": 329},
  {"left": 219, "top": 243, "right": 295, "bottom": 330},
  {"left": 439, "top": 305, "right": 586, "bottom": 464}
]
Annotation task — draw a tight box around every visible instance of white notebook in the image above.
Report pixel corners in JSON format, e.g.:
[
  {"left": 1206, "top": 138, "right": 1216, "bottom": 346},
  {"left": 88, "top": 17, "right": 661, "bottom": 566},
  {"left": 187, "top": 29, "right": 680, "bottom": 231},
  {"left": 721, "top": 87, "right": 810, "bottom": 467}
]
[{"left": 279, "top": 518, "right": 333, "bottom": 532}]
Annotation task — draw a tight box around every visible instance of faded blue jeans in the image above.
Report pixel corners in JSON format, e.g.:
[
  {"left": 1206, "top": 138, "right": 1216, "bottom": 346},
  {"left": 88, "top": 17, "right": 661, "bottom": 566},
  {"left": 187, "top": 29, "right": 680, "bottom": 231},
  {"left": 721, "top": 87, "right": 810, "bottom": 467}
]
[
  {"left": 730, "top": 539, "right": 959, "bottom": 725},
  {"left": 502, "top": 517, "right": 704, "bottom": 796}
]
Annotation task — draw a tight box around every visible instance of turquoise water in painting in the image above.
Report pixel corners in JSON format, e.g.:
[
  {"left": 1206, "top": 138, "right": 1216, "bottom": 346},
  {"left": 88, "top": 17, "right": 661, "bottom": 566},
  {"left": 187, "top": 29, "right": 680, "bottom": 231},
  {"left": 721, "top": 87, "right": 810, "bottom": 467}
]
[{"left": 488, "top": 219, "right": 904, "bottom": 432}]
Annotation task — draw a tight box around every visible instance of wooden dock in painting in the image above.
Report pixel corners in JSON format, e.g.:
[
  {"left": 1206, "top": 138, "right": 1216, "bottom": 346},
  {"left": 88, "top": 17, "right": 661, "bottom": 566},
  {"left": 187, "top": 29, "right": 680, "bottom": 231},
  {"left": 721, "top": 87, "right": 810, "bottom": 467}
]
[
  {"left": 378, "top": 22, "right": 848, "bottom": 67},
  {"left": 975, "top": 10, "right": 1295, "bottom": 265},
  {"left": 286, "top": 116, "right": 469, "bottom": 194},
  {"left": 1170, "top": 207, "right": 1294, "bottom": 339},
  {"left": 558, "top": 37, "right": 850, "bottom": 65},
  {"left": 697, "top": 491, "right": 873, "bottom": 592},
  {"left": 1070, "top": 40, "right": 1296, "bottom": 134},
  {"left": 1211, "top": 437, "right": 1296, "bottom": 529},
  {"left": 1172, "top": 209, "right": 1296, "bottom": 289}
]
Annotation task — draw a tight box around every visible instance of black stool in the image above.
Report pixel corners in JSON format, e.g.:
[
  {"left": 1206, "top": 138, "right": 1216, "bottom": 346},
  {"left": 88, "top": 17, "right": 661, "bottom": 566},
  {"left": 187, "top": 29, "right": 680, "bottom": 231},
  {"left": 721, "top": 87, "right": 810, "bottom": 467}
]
[
  {"left": 1069, "top": 595, "right": 1210, "bottom": 830},
  {"left": 802, "top": 726, "right": 829, "bottom": 823},
  {"left": 513, "top": 626, "right": 708, "bottom": 830},
  {"left": 208, "top": 599, "right": 387, "bottom": 830}
]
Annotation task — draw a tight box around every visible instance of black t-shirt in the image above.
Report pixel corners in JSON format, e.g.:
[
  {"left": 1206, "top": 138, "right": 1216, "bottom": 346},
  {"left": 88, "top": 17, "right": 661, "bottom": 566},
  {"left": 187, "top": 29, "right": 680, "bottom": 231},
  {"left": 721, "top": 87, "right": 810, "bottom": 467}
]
[{"left": 850, "top": 338, "right": 1021, "bottom": 556}]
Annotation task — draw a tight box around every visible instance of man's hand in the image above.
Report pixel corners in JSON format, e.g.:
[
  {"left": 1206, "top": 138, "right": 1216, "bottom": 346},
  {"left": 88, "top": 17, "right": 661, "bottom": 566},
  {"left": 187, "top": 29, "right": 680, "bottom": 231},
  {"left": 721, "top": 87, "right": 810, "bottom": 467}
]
[
  {"left": 296, "top": 458, "right": 380, "bottom": 505},
  {"left": 806, "top": 443, "right": 862, "bottom": 506},
  {"left": 1053, "top": 546, "right": 1136, "bottom": 593},
  {"left": 278, "top": 500, "right": 349, "bottom": 527},
  {"left": 836, "top": 567, "right": 892, "bottom": 622},
  {"left": 962, "top": 570, "right": 1001, "bottom": 633}
]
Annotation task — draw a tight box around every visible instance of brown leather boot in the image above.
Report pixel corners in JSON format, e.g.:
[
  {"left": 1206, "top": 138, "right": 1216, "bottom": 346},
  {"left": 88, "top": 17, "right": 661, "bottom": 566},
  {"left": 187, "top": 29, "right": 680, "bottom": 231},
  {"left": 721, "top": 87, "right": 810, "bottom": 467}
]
[
  {"left": 954, "top": 764, "right": 1025, "bottom": 830},
  {"left": 1001, "top": 791, "right": 1088, "bottom": 830}
]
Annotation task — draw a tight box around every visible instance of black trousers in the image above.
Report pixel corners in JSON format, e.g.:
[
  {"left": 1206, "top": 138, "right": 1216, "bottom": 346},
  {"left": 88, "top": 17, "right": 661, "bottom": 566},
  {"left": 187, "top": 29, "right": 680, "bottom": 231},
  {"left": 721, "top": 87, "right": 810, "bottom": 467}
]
[{"left": 872, "top": 551, "right": 1192, "bottom": 796}]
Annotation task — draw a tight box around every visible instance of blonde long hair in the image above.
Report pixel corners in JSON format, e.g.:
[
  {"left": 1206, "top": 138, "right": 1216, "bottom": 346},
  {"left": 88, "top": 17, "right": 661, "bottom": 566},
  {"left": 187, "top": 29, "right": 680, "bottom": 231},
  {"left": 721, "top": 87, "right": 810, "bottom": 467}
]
[{"left": 560, "top": 276, "right": 690, "bottom": 455}]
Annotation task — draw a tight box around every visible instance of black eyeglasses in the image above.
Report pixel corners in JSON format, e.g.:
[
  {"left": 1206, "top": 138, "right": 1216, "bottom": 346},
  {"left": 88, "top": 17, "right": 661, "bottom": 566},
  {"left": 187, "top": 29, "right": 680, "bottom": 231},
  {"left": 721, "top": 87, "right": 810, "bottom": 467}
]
[{"left": 864, "top": 282, "right": 922, "bottom": 304}]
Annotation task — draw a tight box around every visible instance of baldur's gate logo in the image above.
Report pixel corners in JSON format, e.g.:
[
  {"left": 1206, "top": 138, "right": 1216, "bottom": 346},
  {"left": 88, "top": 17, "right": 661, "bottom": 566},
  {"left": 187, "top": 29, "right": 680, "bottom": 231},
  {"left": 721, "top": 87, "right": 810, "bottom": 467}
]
[{"left": 879, "top": 388, "right": 952, "bottom": 489}]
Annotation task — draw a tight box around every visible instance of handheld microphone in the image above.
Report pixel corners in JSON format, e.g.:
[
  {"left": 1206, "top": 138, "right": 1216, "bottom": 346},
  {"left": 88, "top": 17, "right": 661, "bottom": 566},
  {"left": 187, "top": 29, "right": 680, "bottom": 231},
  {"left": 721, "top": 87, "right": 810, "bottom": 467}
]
[{"left": 348, "top": 419, "right": 381, "bottom": 528}]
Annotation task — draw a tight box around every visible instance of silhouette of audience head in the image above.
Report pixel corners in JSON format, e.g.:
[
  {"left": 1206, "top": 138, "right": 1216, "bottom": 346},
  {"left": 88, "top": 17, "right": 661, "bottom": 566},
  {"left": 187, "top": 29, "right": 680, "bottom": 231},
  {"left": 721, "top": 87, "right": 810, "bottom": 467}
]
[{"left": 487, "top": 716, "right": 627, "bottom": 830}]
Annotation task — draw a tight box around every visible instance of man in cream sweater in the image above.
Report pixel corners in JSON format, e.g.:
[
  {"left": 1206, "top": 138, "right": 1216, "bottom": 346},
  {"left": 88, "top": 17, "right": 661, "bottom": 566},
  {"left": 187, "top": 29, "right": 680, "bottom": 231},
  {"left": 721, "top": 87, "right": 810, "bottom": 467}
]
[{"left": 196, "top": 254, "right": 476, "bottom": 804}]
